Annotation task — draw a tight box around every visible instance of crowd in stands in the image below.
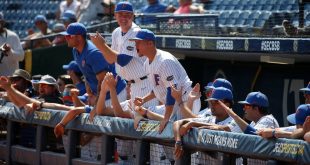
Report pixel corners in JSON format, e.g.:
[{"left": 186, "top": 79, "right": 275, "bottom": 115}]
[{"left": 1, "top": 0, "right": 310, "bottom": 164}]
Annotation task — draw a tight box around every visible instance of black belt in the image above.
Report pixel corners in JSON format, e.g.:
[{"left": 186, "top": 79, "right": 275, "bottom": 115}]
[{"left": 128, "top": 76, "right": 148, "bottom": 83}]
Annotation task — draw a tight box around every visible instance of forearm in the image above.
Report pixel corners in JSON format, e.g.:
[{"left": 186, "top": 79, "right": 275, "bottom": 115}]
[
  {"left": 304, "top": 132, "right": 310, "bottom": 142},
  {"left": 275, "top": 130, "right": 293, "bottom": 138},
  {"left": 290, "top": 128, "right": 305, "bottom": 139},
  {"left": 146, "top": 110, "right": 164, "bottom": 121},
  {"left": 96, "top": 90, "right": 107, "bottom": 115},
  {"left": 42, "top": 102, "right": 72, "bottom": 111},
  {"left": 173, "top": 120, "right": 187, "bottom": 141},
  {"left": 60, "top": 108, "right": 84, "bottom": 126},
  {"left": 179, "top": 101, "right": 198, "bottom": 119},
  {"left": 6, "top": 86, "right": 34, "bottom": 107},
  {"left": 72, "top": 95, "right": 86, "bottom": 107},
  {"left": 164, "top": 105, "right": 174, "bottom": 121},
  {"left": 143, "top": 91, "right": 156, "bottom": 103},
  {"left": 110, "top": 89, "right": 131, "bottom": 118},
  {"left": 96, "top": 43, "right": 118, "bottom": 64}
]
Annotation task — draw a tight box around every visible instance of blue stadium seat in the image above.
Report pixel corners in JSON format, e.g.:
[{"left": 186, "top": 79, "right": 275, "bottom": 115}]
[
  {"left": 249, "top": 11, "right": 260, "bottom": 19},
  {"left": 239, "top": 11, "right": 251, "bottom": 19}
]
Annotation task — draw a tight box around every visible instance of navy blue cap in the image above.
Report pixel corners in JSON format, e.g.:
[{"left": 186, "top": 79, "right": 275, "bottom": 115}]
[
  {"left": 115, "top": 1, "right": 133, "bottom": 13},
  {"left": 209, "top": 78, "right": 233, "bottom": 91},
  {"left": 207, "top": 87, "right": 233, "bottom": 101},
  {"left": 34, "top": 15, "right": 47, "bottom": 23},
  {"left": 62, "top": 61, "right": 81, "bottom": 73},
  {"left": 61, "top": 10, "right": 77, "bottom": 22},
  {"left": 287, "top": 104, "right": 310, "bottom": 125},
  {"left": 60, "top": 22, "right": 87, "bottom": 36},
  {"left": 130, "top": 29, "right": 155, "bottom": 41},
  {"left": 238, "top": 92, "right": 269, "bottom": 107},
  {"left": 204, "top": 82, "right": 213, "bottom": 91}
]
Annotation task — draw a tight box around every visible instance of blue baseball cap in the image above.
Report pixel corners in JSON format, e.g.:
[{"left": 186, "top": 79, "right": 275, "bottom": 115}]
[
  {"left": 62, "top": 61, "right": 81, "bottom": 73},
  {"left": 238, "top": 92, "right": 269, "bottom": 107},
  {"left": 207, "top": 87, "right": 233, "bottom": 101},
  {"left": 287, "top": 104, "right": 310, "bottom": 125},
  {"left": 78, "top": 93, "right": 88, "bottom": 103},
  {"left": 300, "top": 82, "right": 310, "bottom": 94},
  {"left": 60, "top": 22, "right": 87, "bottom": 36},
  {"left": 115, "top": 1, "right": 133, "bottom": 13},
  {"left": 129, "top": 29, "right": 156, "bottom": 41},
  {"left": 209, "top": 78, "right": 233, "bottom": 91},
  {"left": 34, "top": 15, "right": 47, "bottom": 23},
  {"left": 61, "top": 10, "right": 77, "bottom": 22},
  {"left": 204, "top": 82, "right": 213, "bottom": 91}
]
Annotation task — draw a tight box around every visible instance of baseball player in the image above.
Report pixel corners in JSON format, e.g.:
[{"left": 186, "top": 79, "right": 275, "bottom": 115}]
[
  {"left": 129, "top": 29, "right": 201, "bottom": 132},
  {"left": 90, "top": 2, "right": 160, "bottom": 163},
  {"left": 90, "top": 1, "right": 158, "bottom": 108}
]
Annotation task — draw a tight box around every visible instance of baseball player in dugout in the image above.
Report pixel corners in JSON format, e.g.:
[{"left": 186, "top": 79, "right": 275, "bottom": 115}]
[
  {"left": 130, "top": 29, "right": 201, "bottom": 132},
  {"left": 90, "top": 1, "right": 158, "bottom": 108}
]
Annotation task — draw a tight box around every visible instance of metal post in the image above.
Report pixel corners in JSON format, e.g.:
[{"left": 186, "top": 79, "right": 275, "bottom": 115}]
[
  {"left": 299, "top": 0, "right": 305, "bottom": 28},
  {"left": 134, "top": 140, "right": 150, "bottom": 165},
  {"left": 6, "top": 121, "right": 15, "bottom": 165},
  {"left": 66, "top": 130, "right": 78, "bottom": 165},
  {"left": 35, "top": 125, "right": 46, "bottom": 165},
  {"left": 101, "top": 134, "right": 114, "bottom": 164}
]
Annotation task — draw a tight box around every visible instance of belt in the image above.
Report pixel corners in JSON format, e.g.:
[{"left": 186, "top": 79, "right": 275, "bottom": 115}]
[{"left": 128, "top": 75, "right": 148, "bottom": 84}]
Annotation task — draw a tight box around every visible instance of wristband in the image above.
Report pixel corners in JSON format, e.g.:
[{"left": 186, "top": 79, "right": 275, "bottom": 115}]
[
  {"left": 36, "top": 101, "right": 44, "bottom": 110},
  {"left": 175, "top": 140, "right": 183, "bottom": 146},
  {"left": 272, "top": 129, "right": 276, "bottom": 138},
  {"left": 143, "top": 109, "right": 148, "bottom": 118},
  {"left": 59, "top": 122, "right": 65, "bottom": 128}
]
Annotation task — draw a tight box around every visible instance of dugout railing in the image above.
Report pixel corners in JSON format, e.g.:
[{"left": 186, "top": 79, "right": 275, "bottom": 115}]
[{"left": 0, "top": 102, "right": 309, "bottom": 165}]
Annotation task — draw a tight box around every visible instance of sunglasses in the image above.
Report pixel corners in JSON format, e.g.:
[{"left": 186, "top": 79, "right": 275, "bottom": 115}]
[
  {"left": 243, "top": 104, "right": 253, "bottom": 109},
  {"left": 65, "top": 35, "right": 77, "bottom": 40},
  {"left": 10, "top": 77, "right": 23, "bottom": 82}
]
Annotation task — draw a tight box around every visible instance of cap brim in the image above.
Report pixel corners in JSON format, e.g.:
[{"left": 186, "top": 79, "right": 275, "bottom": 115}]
[
  {"left": 206, "top": 98, "right": 219, "bottom": 101},
  {"left": 287, "top": 113, "right": 296, "bottom": 124},
  {"left": 300, "top": 88, "right": 310, "bottom": 92},
  {"left": 129, "top": 37, "right": 143, "bottom": 41},
  {"left": 62, "top": 65, "right": 70, "bottom": 70},
  {"left": 238, "top": 101, "right": 250, "bottom": 105},
  {"left": 60, "top": 31, "right": 70, "bottom": 35},
  {"left": 115, "top": 10, "right": 133, "bottom": 13},
  {"left": 31, "top": 80, "right": 39, "bottom": 84}
]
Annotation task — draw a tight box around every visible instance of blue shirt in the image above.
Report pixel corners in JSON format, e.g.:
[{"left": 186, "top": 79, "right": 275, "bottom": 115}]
[
  {"left": 73, "top": 40, "right": 126, "bottom": 99},
  {"left": 139, "top": 1, "right": 167, "bottom": 24}
]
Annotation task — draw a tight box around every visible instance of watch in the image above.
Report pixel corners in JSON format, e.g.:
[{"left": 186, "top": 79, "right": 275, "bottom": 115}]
[{"left": 175, "top": 140, "right": 183, "bottom": 146}]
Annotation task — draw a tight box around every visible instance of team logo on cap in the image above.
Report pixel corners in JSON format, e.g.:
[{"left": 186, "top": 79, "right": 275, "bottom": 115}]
[{"left": 122, "top": 4, "right": 127, "bottom": 9}]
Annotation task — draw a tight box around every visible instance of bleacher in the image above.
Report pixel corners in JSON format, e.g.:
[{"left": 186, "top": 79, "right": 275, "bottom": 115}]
[{"left": 0, "top": 0, "right": 60, "bottom": 38}]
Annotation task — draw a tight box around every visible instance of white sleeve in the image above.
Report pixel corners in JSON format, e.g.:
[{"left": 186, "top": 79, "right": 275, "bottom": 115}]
[{"left": 158, "top": 59, "right": 180, "bottom": 88}]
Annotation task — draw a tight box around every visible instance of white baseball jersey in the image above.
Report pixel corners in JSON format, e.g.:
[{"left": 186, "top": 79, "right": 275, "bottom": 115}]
[
  {"left": 111, "top": 23, "right": 157, "bottom": 107},
  {"left": 144, "top": 49, "right": 200, "bottom": 119},
  {"left": 144, "top": 49, "right": 192, "bottom": 103},
  {"left": 192, "top": 115, "right": 239, "bottom": 165}
]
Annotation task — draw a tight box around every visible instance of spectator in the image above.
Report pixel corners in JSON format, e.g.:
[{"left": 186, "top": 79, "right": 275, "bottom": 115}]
[
  {"left": 57, "top": 74, "right": 73, "bottom": 93},
  {"left": 0, "top": 12, "right": 24, "bottom": 76},
  {"left": 81, "top": 0, "right": 115, "bottom": 25},
  {"left": 9, "top": 69, "right": 32, "bottom": 94},
  {"left": 52, "top": 23, "right": 67, "bottom": 46},
  {"left": 174, "top": 0, "right": 204, "bottom": 14},
  {"left": 56, "top": 0, "right": 81, "bottom": 20},
  {"left": 60, "top": 10, "right": 77, "bottom": 28},
  {"left": 137, "top": 0, "right": 169, "bottom": 25},
  {"left": 62, "top": 60, "right": 86, "bottom": 95},
  {"left": 23, "top": 15, "right": 52, "bottom": 49},
  {"left": 282, "top": 20, "right": 310, "bottom": 37},
  {"left": 300, "top": 82, "right": 310, "bottom": 104}
]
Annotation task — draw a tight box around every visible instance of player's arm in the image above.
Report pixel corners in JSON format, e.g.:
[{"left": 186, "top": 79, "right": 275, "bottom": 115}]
[
  {"left": 105, "top": 73, "right": 132, "bottom": 118},
  {"left": 95, "top": 75, "right": 115, "bottom": 117},
  {"left": 90, "top": 32, "right": 118, "bottom": 64},
  {"left": 171, "top": 84, "right": 198, "bottom": 119},
  {"left": 219, "top": 100, "right": 257, "bottom": 134},
  {"left": 54, "top": 107, "right": 86, "bottom": 138},
  {"left": 96, "top": 71, "right": 107, "bottom": 94},
  {"left": 134, "top": 90, "right": 156, "bottom": 106}
]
